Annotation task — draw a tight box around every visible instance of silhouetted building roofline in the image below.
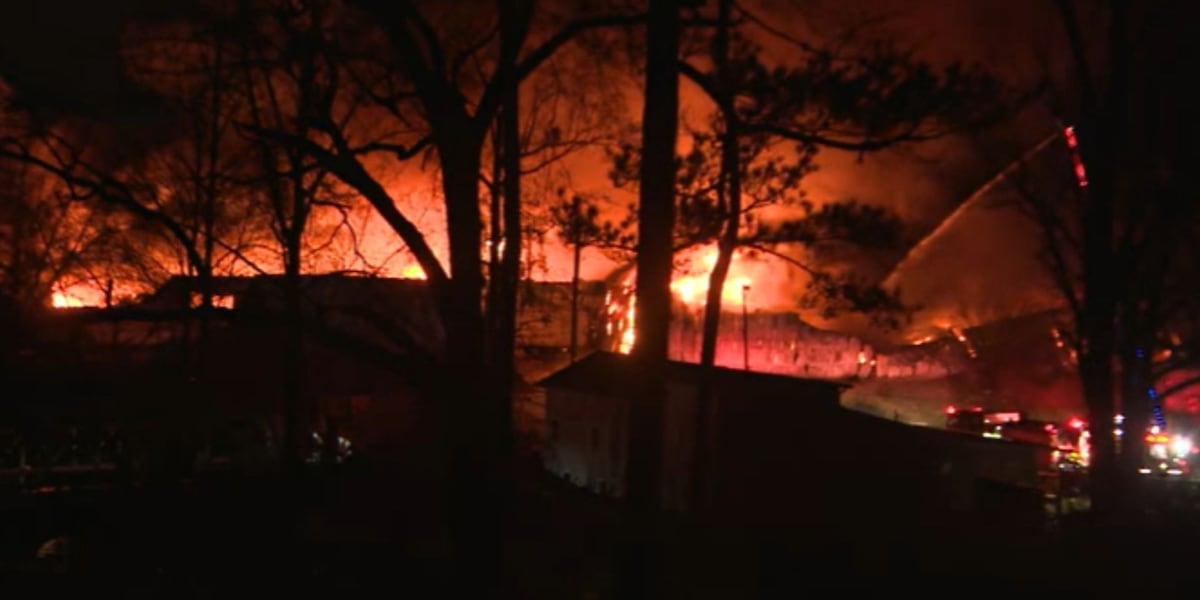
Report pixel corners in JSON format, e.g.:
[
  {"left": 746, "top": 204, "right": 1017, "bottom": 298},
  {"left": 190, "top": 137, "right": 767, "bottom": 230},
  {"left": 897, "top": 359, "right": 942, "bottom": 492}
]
[{"left": 538, "top": 350, "right": 850, "bottom": 396}]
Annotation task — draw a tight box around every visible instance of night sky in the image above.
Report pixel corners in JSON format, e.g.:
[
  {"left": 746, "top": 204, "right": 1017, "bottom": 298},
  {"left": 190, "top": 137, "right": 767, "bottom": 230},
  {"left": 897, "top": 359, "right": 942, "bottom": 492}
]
[
  {"left": 0, "top": 0, "right": 1074, "bottom": 329},
  {"left": 0, "top": 0, "right": 201, "bottom": 120},
  {"left": 1, "top": 0, "right": 1058, "bottom": 220}
]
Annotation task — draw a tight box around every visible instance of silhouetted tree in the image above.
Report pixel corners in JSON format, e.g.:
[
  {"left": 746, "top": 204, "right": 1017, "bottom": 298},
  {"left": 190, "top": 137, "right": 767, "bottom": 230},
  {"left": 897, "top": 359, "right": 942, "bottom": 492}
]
[
  {"left": 620, "top": 0, "right": 680, "bottom": 596},
  {"left": 235, "top": 0, "right": 644, "bottom": 589},
  {"left": 681, "top": 4, "right": 1005, "bottom": 329},
  {"left": 0, "top": 159, "right": 121, "bottom": 311},
  {"left": 549, "top": 191, "right": 635, "bottom": 359},
  {"left": 1, "top": 16, "right": 270, "bottom": 314},
  {"left": 228, "top": 0, "right": 347, "bottom": 469},
  {"left": 1006, "top": 0, "right": 1200, "bottom": 515}
]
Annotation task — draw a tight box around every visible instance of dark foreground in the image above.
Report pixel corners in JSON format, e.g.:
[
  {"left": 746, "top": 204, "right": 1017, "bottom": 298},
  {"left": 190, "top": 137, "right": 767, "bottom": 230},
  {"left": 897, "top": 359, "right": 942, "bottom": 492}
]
[{"left": 4, "top": 458, "right": 1200, "bottom": 598}]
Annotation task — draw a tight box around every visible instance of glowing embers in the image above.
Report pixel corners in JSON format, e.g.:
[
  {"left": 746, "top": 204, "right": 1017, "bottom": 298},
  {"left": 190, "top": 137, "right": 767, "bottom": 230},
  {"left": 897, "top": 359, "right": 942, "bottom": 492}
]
[
  {"left": 1063, "top": 125, "right": 1089, "bottom": 188},
  {"left": 1049, "top": 327, "right": 1078, "bottom": 367},
  {"left": 190, "top": 293, "right": 236, "bottom": 309},
  {"left": 1051, "top": 328, "right": 1080, "bottom": 364}
]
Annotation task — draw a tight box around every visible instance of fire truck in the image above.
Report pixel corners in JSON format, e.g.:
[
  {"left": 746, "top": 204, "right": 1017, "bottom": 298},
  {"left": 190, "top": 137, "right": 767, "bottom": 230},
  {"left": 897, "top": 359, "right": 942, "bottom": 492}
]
[
  {"left": 1138, "top": 425, "right": 1196, "bottom": 477},
  {"left": 947, "top": 405, "right": 1197, "bottom": 476},
  {"left": 945, "top": 406, "right": 1087, "bottom": 470},
  {"left": 944, "top": 406, "right": 1057, "bottom": 445}
]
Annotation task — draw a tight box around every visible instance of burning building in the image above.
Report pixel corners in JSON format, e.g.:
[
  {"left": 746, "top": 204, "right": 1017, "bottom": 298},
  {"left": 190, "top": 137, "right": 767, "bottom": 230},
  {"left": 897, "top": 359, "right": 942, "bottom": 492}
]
[
  {"left": 668, "top": 307, "right": 958, "bottom": 380},
  {"left": 600, "top": 246, "right": 961, "bottom": 384}
]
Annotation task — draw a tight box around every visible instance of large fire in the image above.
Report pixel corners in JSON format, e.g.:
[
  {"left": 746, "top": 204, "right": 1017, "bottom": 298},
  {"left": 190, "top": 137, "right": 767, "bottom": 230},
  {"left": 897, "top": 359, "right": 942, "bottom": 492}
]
[
  {"left": 50, "top": 290, "right": 85, "bottom": 308},
  {"left": 606, "top": 246, "right": 760, "bottom": 354},
  {"left": 400, "top": 264, "right": 427, "bottom": 280},
  {"left": 670, "top": 249, "right": 753, "bottom": 307},
  {"left": 49, "top": 282, "right": 143, "bottom": 309},
  {"left": 36, "top": 166, "right": 624, "bottom": 310}
]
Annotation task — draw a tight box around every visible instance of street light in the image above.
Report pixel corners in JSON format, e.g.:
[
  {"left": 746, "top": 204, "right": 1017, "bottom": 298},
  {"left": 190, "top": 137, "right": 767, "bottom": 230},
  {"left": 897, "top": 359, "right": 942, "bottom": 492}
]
[{"left": 742, "top": 284, "right": 750, "bottom": 370}]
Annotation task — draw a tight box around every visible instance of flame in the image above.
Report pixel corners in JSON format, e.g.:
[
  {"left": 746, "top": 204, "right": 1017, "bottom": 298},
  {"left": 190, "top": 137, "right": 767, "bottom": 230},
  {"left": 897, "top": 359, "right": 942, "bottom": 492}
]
[
  {"left": 189, "top": 293, "right": 236, "bottom": 309},
  {"left": 619, "top": 301, "right": 635, "bottom": 354},
  {"left": 606, "top": 246, "right": 760, "bottom": 354},
  {"left": 606, "top": 281, "right": 637, "bottom": 354},
  {"left": 38, "top": 179, "right": 613, "bottom": 312},
  {"left": 51, "top": 291, "right": 85, "bottom": 308},
  {"left": 401, "top": 264, "right": 427, "bottom": 279},
  {"left": 49, "top": 281, "right": 145, "bottom": 309},
  {"left": 669, "top": 248, "right": 754, "bottom": 308}
]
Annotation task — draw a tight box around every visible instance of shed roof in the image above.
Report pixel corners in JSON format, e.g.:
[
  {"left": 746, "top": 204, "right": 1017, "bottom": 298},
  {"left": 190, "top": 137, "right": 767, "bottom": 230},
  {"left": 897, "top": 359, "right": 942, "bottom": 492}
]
[{"left": 538, "top": 351, "right": 850, "bottom": 396}]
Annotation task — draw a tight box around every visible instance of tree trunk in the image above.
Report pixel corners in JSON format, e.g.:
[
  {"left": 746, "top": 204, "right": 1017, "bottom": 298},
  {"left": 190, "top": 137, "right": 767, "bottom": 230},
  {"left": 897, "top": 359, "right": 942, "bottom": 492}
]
[
  {"left": 487, "top": 121, "right": 504, "bottom": 355},
  {"left": 570, "top": 195, "right": 582, "bottom": 363},
  {"left": 497, "top": 0, "right": 523, "bottom": 456},
  {"left": 198, "top": 41, "right": 222, "bottom": 387},
  {"left": 191, "top": 263, "right": 214, "bottom": 381},
  {"left": 453, "top": 3, "right": 526, "bottom": 591},
  {"left": 622, "top": 0, "right": 679, "bottom": 596},
  {"left": 281, "top": 147, "right": 311, "bottom": 473},
  {"left": 1079, "top": 341, "right": 1117, "bottom": 513},
  {"left": 1118, "top": 346, "right": 1150, "bottom": 472},
  {"left": 1054, "top": 0, "right": 1132, "bottom": 520},
  {"left": 691, "top": 0, "right": 738, "bottom": 516},
  {"left": 437, "top": 120, "right": 504, "bottom": 595},
  {"left": 1076, "top": 110, "right": 1119, "bottom": 515},
  {"left": 282, "top": 240, "right": 304, "bottom": 473}
]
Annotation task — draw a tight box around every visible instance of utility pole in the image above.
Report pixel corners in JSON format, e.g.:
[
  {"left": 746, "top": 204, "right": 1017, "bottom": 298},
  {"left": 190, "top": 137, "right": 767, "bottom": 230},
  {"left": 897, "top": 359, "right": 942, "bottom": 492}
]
[
  {"left": 569, "top": 194, "right": 582, "bottom": 363},
  {"left": 742, "top": 284, "right": 750, "bottom": 370}
]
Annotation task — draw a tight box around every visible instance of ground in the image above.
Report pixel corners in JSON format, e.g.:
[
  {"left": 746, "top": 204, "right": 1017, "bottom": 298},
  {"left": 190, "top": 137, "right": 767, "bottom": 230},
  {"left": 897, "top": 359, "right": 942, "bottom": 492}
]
[{"left": 6, "top": 453, "right": 1200, "bottom": 597}]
